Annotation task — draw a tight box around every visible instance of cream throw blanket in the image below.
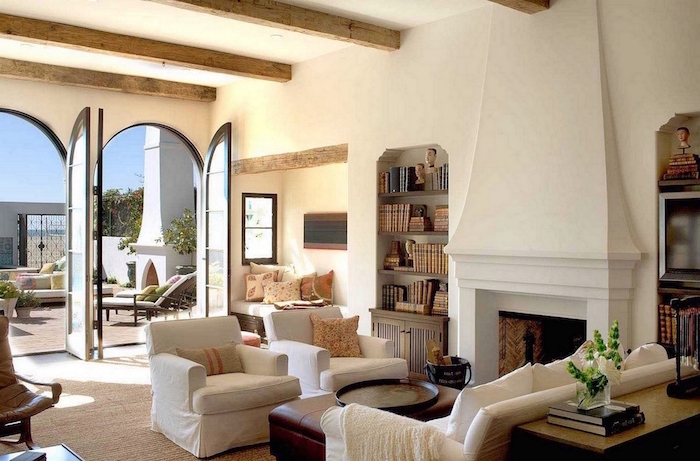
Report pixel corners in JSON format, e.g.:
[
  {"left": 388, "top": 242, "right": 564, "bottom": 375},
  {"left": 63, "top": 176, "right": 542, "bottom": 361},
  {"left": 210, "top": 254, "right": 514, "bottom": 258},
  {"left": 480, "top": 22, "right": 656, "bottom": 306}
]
[{"left": 339, "top": 403, "right": 445, "bottom": 461}]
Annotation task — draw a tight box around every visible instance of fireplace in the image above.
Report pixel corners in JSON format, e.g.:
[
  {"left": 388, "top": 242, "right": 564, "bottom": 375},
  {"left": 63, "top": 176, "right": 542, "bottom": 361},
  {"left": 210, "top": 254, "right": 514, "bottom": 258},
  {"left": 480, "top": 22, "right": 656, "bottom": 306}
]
[
  {"left": 498, "top": 311, "right": 585, "bottom": 376},
  {"left": 444, "top": 251, "right": 640, "bottom": 385}
]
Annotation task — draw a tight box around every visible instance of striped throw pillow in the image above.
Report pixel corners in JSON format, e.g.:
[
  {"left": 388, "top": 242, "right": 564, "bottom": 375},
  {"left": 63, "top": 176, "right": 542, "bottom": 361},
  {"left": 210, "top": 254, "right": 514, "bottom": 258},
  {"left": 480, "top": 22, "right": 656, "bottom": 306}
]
[{"left": 175, "top": 342, "right": 243, "bottom": 376}]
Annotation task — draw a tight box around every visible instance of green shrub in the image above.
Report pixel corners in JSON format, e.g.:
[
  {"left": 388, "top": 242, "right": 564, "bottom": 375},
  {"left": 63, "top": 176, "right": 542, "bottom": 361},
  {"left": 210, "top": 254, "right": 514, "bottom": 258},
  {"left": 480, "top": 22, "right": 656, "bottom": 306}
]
[
  {"left": 16, "top": 290, "right": 40, "bottom": 308},
  {"left": 0, "top": 281, "right": 19, "bottom": 299}
]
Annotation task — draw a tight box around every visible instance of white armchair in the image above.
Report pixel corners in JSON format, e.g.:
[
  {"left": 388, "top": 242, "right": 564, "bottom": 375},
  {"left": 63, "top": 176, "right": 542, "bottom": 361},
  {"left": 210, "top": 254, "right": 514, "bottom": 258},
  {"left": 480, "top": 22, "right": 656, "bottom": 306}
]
[
  {"left": 263, "top": 306, "right": 408, "bottom": 396},
  {"left": 145, "top": 316, "right": 302, "bottom": 458}
]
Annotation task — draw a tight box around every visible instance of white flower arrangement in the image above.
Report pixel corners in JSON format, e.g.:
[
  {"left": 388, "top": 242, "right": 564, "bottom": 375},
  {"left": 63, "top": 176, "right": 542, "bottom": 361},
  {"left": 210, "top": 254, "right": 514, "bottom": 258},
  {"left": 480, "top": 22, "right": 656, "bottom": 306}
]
[{"left": 567, "top": 320, "right": 623, "bottom": 404}]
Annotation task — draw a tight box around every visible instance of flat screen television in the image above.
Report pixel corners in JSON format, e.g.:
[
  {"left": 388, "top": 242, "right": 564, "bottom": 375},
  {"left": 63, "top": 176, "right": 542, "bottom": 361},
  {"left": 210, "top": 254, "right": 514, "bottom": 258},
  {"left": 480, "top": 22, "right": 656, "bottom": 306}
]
[{"left": 659, "top": 191, "right": 700, "bottom": 284}]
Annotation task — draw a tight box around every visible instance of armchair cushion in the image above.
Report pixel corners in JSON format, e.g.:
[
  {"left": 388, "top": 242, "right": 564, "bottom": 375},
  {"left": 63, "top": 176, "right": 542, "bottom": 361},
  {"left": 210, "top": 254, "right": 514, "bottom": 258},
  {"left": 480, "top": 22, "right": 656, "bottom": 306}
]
[
  {"left": 310, "top": 313, "right": 362, "bottom": 358},
  {"left": 194, "top": 373, "right": 301, "bottom": 414},
  {"left": 176, "top": 342, "right": 243, "bottom": 376},
  {"left": 321, "top": 357, "right": 409, "bottom": 392}
]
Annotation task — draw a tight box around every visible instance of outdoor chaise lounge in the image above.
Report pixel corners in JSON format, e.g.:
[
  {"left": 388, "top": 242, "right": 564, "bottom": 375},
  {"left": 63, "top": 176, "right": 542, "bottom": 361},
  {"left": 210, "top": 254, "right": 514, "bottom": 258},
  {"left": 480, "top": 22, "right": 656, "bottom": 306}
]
[{"left": 101, "top": 272, "right": 196, "bottom": 326}]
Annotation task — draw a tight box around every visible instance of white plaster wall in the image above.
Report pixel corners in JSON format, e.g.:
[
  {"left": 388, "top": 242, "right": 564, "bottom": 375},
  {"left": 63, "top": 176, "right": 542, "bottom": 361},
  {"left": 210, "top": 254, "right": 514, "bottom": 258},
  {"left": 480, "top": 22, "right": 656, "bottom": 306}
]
[
  {"left": 280, "top": 163, "right": 348, "bottom": 306},
  {"left": 213, "top": 8, "right": 492, "bottom": 334},
  {"left": 598, "top": 0, "right": 700, "bottom": 346}
]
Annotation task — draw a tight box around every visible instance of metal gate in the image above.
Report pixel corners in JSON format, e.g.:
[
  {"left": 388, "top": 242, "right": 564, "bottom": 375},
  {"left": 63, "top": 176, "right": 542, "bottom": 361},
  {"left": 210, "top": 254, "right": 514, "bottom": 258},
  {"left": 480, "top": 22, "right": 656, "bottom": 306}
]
[{"left": 18, "top": 214, "right": 66, "bottom": 268}]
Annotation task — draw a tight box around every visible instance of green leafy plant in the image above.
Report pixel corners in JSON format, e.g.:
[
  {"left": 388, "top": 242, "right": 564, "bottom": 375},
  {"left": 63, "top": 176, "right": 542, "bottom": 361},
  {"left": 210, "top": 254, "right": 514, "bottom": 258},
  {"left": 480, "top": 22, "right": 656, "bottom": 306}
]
[
  {"left": 106, "top": 276, "right": 119, "bottom": 284},
  {"left": 158, "top": 208, "right": 197, "bottom": 266},
  {"left": 0, "top": 281, "right": 19, "bottom": 299},
  {"left": 567, "top": 320, "right": 623, "bottom": 405},
  {"left": 102, "top": 187, "right": 144, "bottom": 255},
  {"left": 16, "top": 290, "right": 41, "bottom": 308}
]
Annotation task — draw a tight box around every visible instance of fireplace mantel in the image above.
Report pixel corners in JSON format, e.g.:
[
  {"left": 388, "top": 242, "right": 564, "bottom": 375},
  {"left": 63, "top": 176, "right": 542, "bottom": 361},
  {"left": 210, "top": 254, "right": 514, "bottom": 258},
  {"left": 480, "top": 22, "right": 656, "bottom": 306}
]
[{"left": 445, "top": 249, "right": 640, "bottom": 384}]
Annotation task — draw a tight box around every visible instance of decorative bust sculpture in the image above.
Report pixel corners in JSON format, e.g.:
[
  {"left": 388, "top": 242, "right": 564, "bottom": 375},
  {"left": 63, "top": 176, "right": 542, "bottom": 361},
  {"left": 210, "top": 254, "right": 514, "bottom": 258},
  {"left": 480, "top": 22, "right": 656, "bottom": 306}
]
[{"left": 425, "top": 148, "right": 437, "bottom": 172}]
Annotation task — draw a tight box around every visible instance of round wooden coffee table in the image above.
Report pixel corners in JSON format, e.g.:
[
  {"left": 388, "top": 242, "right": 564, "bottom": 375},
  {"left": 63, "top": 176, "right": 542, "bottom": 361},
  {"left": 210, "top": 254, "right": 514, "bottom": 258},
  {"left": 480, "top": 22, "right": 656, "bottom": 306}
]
[{"left": 335, "top": 378, "right": 439, "bottom": 415}]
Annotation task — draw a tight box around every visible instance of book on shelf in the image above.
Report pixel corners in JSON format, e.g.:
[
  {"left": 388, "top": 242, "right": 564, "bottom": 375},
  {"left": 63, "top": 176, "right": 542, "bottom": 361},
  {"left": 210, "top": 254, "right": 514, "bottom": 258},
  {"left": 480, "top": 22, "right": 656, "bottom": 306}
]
[
  {"left": 548, "top": 399, "right": 640, "bottom": 425},
  {"left": 546, "top": 412, "right": 645, "bottom": 436},
  {"left": 395, "top": 301, "right": 431, "bottom": 315}
]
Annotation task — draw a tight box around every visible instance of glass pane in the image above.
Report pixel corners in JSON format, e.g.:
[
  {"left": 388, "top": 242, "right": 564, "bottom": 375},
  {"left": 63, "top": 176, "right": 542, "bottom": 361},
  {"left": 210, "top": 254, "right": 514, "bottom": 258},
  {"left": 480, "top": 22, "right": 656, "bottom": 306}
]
[
  {"left": 207, "top": 249, "right": 224, "bottom": 287},
  {"left": 245, "top": 229, "right": 272, "bottom": 259},
  {"left": 69, "top": 251, "right": 84, "bottom": 292},
  {"left": 207, "top": 171, "right": 225, "bottom": 210},
  {"left": 207, "top": 210, "right": 224, "bottom": 250},
  {"left": 70, "top": 165, "right": 86, "bottom": 210},
  {"left": 210, "top": 142, "right": 225, "bottom": 173},
  {"left": 70, "top": 209, "right": 85, "bottom": 249},
  {"left": 208, "top": 286, "right": 225, "bottom": 317},
  {"left": 245, "top": 197, "right": 272, "bottom": 228}
]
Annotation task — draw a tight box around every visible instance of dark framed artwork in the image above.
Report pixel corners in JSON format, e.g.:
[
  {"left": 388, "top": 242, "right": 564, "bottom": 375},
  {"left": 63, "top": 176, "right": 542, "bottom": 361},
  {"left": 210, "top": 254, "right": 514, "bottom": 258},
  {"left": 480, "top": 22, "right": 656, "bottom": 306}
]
[{"left": 304, "top": 213, "right": 347, "bottom": 250}]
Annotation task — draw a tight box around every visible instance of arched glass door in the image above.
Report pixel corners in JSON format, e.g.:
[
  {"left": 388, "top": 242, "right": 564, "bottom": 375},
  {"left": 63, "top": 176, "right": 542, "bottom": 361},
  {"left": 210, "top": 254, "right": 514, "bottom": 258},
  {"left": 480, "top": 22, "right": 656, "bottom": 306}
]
[
  {"left": 65, "top": 107, "right": 94, "bottom": 360},
  {"left": 203, "top": 124, "right": 231, "bottom": 317}
]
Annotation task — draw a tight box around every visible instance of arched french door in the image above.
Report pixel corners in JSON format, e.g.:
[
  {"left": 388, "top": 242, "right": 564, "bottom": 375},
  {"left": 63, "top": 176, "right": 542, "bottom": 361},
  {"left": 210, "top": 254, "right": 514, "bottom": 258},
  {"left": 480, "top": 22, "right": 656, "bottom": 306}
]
[
  {"left": 94, "top": 123, "right": 203, "bottom": 358},
  {"left": 203, "top": 123, "right": 232, "bottom": 317}
]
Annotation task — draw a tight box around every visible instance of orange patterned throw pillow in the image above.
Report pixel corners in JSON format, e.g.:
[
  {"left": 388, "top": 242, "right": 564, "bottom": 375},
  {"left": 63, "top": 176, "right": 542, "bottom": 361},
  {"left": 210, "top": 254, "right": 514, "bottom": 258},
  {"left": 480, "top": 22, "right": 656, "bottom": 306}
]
[
  {"left": 244, "top": 271, "right": 276, "bottom": 302},
  {"left": 301, "top": 270, "right": 334, "bottom": 303},
  {"left": 310, "top": 313, "right": 362, "bottom": 358},
  {"left": 176, "top": 342, "right": 243, "bottom": 376}
]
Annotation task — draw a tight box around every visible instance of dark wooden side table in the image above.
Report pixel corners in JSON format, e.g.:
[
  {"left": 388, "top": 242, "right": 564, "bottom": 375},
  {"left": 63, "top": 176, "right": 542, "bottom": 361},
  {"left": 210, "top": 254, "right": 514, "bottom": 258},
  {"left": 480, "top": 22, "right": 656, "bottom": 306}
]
[
  {"left": 511, "top": 382, "right": 700, "bottom": 460},
  {"left": 0, "top": 444, "right": 84, "bottom": 461}
]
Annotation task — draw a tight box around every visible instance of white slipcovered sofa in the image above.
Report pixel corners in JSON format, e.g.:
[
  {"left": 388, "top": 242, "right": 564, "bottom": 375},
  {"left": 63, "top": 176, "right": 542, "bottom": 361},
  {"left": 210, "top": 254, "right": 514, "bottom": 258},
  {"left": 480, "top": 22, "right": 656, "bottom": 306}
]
[
  {"left": 321, "top": 343, "right": 699, "bottom": 461},
  {"left": 145, "top": 316, "right": 302, "bottom": 458}
]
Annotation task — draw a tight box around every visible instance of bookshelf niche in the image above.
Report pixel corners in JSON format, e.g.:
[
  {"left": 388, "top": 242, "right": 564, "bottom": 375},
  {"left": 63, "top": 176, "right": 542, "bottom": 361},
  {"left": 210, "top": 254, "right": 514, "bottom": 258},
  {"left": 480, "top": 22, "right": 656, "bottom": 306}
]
[{"left": 372, "top": 144, "right": 450, "bottom": 377}]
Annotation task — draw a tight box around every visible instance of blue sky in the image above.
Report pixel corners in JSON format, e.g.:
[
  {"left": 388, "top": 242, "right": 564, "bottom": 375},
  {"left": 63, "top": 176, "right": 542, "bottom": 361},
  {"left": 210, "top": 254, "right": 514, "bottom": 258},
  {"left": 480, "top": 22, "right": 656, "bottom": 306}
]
[{"left": 0, "top": 113, "right": 145, "bottom": 203}]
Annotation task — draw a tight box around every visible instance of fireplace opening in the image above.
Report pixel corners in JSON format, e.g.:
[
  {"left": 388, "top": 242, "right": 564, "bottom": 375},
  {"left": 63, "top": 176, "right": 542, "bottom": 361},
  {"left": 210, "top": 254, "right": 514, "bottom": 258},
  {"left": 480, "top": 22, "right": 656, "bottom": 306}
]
[{"left": 499, "top": 311, "right": 585, "bottom": 377}]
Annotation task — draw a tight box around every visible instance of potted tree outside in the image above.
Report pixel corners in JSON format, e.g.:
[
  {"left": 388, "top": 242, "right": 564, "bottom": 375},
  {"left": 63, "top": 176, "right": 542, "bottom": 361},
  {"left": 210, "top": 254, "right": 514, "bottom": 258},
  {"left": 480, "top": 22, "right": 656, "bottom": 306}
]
[
  {"left": 0, "top": 281, "right": 20, "bottom": 317},
  {"left": 15, "top": 290, "right": 41, "bottom": 319},
  {"left": 159, "top": 208, "right": 197, "bottom": 275}
]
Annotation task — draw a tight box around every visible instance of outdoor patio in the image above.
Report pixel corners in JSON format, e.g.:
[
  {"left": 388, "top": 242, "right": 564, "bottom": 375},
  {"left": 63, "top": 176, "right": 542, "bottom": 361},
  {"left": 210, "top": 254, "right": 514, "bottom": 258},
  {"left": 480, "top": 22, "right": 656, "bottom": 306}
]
[{"left": 7, "top": 303, "right": 149, "bottom": 355}]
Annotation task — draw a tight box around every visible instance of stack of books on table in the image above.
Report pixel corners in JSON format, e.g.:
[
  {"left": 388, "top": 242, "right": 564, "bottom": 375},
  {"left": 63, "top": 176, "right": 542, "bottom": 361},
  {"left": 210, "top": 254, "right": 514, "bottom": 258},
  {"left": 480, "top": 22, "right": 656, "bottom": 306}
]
[{"left": 547, "top": 399, "right": 645, "bottom": 436}]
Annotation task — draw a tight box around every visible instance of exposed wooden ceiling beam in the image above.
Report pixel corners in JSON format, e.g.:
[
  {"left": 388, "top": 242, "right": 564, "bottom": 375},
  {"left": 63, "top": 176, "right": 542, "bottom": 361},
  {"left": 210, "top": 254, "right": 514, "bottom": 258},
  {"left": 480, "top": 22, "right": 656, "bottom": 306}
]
[
  {"left": 232, "top": 144, "right": 348, "bottom": 175},
  {"left": 488, "top": 0, "right": 550, "bottom": 14},
  {"left": 0, "top": 13, "right": 290, "bottom": 82},
  {"left": 0, "top": 58, "right": 216, "bottom": 102},
  {"left": 147, "top": 0, "right": 400, "bottom": 51}
]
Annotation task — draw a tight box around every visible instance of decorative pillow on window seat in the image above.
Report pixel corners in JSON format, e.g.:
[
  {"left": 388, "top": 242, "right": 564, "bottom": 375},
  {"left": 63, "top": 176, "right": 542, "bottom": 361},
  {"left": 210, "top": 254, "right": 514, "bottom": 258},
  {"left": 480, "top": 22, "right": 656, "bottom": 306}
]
[
  {"left": 175, "top": 342, "right": 243, "bottom": 376},
  {"left": 250, "top": 262, "right": 292, "bottom": 282},
  {"left": 244, "top": 271, "right": 276, "bottom": 302},
  {"left": 263, "top": 279, "right": 302, "bottom": 304},
  {"left": 301, "top": 270, "right": 334, "bottom": 303},
  {"left": 310, "top": 313, "right": 362, "bottom": 358}
]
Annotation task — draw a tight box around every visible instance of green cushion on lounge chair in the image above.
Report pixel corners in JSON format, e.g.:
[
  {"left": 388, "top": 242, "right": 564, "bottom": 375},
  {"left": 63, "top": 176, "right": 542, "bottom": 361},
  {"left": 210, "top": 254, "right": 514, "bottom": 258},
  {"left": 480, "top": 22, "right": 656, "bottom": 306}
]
[
  {"left": 136, "top": 285, "right": 158, "bottom": 301},
  {"left": 144, "top": 284, "right": 171, "bottom": 302}
]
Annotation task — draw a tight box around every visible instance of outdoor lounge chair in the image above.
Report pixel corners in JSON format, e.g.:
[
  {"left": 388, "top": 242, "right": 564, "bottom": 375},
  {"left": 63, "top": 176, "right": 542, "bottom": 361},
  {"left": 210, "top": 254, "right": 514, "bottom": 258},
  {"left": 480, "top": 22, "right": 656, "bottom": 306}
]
[{"left": 101, "top": 272, "right": 196, "bottom": 326}]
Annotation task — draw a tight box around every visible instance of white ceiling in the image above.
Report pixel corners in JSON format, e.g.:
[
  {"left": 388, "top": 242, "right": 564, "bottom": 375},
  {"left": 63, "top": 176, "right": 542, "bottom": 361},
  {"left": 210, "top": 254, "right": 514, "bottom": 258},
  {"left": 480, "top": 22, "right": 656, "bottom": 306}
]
[{"left": 0, "top": 0, "right": 488, "bottom": 88}]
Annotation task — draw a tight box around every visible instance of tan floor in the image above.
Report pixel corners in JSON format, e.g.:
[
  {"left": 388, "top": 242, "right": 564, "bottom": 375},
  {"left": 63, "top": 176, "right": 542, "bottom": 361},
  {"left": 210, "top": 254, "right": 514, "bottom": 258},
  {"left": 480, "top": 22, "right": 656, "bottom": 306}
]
[{"left": 6, "top": 302, "right": 174, "bottom": 356}]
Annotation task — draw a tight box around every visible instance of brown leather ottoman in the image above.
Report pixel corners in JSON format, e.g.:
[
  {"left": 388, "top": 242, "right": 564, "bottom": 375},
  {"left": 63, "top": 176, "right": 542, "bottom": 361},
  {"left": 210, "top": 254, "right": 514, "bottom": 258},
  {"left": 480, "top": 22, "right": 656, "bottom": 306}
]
[{"left": 268, "top": 384, "right": 460, "bottom": 461}]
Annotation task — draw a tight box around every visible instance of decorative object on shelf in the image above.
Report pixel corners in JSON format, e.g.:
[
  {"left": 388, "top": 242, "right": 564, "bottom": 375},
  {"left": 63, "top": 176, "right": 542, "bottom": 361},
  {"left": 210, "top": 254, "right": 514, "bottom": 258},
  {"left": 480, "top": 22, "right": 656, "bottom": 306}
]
[
  {"left": 395, "top": 301, "right": 431, "bottom": 315},
  {"left": 677, "top": 126, "right": 691, "bottom": 153},
  {"left": 425, "top": 148, "right": 437, "bottom": 173},
  {"left": 404, "top": 239, "right": 416, "bottom": 268},
  {"left": 383, "top": 240, "right": 403, "bottom": 270},
  {"left": 415, "top": 163, "right": 426, "bottom": 191},
  {"left": 666, "top": 296, "right": 700, "bottom": 398},
  {"left": 567, "top": 320, "right": 623, "bottom": 410},
  {"left": 662, "top": 152, "right": 700, "bottom": 180},
  {"left": 408, "top": 216, "right": 432, "bottom": 232}
]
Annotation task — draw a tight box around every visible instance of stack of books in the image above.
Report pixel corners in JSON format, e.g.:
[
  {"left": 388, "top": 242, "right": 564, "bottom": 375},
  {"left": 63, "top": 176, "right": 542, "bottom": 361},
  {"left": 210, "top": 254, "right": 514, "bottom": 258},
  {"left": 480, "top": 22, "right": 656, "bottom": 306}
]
[
  {"left": 663, "top": 153, "right": 700, "bottom": 180},
  {"left": 547, "top": 399, "right": 645, "bottom": 436},
  {"left": 434, "top": 205, "right": 448, "bottom": 232},
  {"left": 408, "top": 216, "right": 432, "bottom": 231},
  {"left": 432, "top": 286, "right": 448, "bottom": 316}
]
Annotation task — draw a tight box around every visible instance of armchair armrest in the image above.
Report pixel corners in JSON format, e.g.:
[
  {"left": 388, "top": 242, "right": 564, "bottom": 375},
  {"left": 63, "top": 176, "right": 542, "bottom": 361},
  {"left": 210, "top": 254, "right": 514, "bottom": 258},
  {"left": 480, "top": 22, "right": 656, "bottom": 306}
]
[
  {"left": 269, "top": 339, "right": 329, "bottom": 391},
  {"left": 358, "top": 334, "right": 394, "bottom": 358},
  {"left": 16, "top": 373, "right": 62, "bottom": 404},
  {"left": 237, "top": 344, "right": 288, "bottom": 376},
  {"left": 149, "top": 352, "right": 206, "bottom": 412}
]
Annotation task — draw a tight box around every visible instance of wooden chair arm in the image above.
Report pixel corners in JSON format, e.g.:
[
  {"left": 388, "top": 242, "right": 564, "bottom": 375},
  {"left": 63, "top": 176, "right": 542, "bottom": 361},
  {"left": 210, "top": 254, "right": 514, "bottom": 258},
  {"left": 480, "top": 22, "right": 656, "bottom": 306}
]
[{"left": 16, "top": 373, "right": 62, "bottom": 404}]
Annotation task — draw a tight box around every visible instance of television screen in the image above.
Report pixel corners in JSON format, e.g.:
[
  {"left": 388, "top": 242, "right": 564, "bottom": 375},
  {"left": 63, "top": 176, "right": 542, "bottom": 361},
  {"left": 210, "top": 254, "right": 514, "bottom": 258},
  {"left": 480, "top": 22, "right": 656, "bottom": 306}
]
[{"left": 661, "top": 193, "right": 700, "bottom": 281}]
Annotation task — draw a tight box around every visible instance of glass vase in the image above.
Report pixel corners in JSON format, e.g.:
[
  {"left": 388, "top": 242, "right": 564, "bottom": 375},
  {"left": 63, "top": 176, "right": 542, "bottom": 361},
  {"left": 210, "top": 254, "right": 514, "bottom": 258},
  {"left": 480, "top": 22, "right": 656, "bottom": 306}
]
[{"left": 576, "top": 381, "right": 610, "bottom": 410}]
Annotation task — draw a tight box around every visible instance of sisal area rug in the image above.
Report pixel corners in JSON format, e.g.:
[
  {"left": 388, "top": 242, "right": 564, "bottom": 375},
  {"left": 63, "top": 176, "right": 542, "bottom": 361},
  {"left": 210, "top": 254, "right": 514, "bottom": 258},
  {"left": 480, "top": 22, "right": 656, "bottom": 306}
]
[{"left": 0, "top": 378, "right": 275, "bottom": 461}]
